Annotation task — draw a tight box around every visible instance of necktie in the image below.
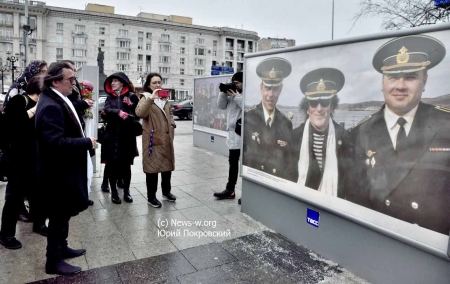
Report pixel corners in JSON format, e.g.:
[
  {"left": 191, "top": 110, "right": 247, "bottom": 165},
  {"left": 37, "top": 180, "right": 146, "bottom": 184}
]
[
  {"left": 396, "top": 117, "right": 407, "bottom": 153},
  {"left": 266, "top": 117, "right": 272, "bottom": 128}
]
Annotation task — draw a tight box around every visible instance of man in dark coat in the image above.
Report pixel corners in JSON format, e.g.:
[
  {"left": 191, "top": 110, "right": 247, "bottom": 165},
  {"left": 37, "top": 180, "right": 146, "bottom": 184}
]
[
  {"left": 291, "top": 68, "right": 353, "bottom": 195},
  {"left": 348, "top": 34, "right": 450, "bottom": 235},
  {"left": 35, "top": 62, "right": 96, "bottom": 275},
  {"left": 243, "top": 57, "right": 293, "bottom": 180}
]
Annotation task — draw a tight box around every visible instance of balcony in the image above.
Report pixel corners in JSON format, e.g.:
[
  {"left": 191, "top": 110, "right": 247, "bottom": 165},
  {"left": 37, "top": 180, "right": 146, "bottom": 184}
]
[
  {"left": 56, "top": 54, "right": 63, "bottom": 59},
  {"left": 237, "top": 47, "right": 244, "bottom": 52},
  {"left": 236, "top": 57, "right": 243, "bottom": 61},
  {"left": 225, "top": 56, "right": 233, "bottom": 60},
  {"left": 158, "top": 37, "right": 171, "bottom": 43},
  {"left": 226, "top": 46, "right": 234, "bottom": 51},
  {"left": 0, "top": 36, "right": 12, "bottom": 42},
  {"left": 248, "top": 48, "right": 253, "bottom": 53},
  {"left": 72, "top": 31, "right": 88, "bottom": 38},
  {"left": 116, "top": 36, "right": 131, "bottom": 41}
]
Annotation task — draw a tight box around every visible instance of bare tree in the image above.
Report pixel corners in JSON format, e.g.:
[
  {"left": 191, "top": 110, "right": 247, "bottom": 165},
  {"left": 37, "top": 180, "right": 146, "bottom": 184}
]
[{"left": 352, "top": 0, "right": 450, "bottom": 31}]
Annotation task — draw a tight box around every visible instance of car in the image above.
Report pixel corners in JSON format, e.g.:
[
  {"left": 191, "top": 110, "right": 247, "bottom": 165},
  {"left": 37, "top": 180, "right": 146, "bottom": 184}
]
[{"left": 172, "top": 99, "right": 193, "bottom": 120}]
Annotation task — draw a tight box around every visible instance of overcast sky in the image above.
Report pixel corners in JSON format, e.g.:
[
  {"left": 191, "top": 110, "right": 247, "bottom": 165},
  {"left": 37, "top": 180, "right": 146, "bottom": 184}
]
[{"left": 42, "top": 0, "right": 383, "bottom": 44}]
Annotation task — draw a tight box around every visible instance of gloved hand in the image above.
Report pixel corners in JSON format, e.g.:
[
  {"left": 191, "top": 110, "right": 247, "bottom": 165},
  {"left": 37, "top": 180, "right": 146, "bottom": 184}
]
[{"left": 118, "top": 110, "right": 129, "bottom": 120}]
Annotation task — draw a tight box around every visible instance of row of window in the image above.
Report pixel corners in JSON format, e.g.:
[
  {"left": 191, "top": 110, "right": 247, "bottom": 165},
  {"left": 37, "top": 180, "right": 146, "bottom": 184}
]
[
  {"left": 56, "top": 23, "right": 212, "bottom": 45},
  {"left": 117, "top": 64, "right": 204, "bottom": 77}
]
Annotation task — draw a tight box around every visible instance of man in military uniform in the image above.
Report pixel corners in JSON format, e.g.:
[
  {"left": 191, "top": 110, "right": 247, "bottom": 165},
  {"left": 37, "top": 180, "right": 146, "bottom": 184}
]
[
  {"left": 243, "top": 57, "right": 293, "bottom": 180},
  {"left": 349, "top": 34, "right": 450, "bottom": 235},
  {"left": 291, "top": 68, "right": 353, "bottom": 195}
]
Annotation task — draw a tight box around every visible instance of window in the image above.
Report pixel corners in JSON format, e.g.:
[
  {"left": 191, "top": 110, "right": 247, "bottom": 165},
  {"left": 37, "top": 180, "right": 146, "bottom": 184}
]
[
  {"left": 4, "top": 14, "right": 12, "bottom": 25},
  {"left": 99, "top": 39, "right": 105, "bottom": 47},
  {"left": 180, "top": 68, "right": 185, "bottom": 75},
  {"left": 180, "top": 79, "right": 185, "bottom": 86},
  {"left": 180, "top": 47, "right": 185, "bottom": 54},
  {"left": 30, "top": 46, "right": 36, "bottom": 54},
  {"left": 119, "top": 29, "right": 128, "bottom": 37},
  {"left": 117, "top": 64, "right": 129, "bottom": 71},
  {"left": 159, "top": 56, "right": 170, "bottom": 63},
  {"left": 117, "top": 52, "right": 130, "bottom": 60},
  {"left": 138, "top": 54, "right": 143, "bottom": 61},
  {"left": 138, "top": 41, "right": 143, "bottom": 49},
  {"left": 137, "top": 65, "right": 143, "bottom": 72},
  {"left": 159, "top": 67, "right": 170, "bottom": 74},
  {"left": 161, "top": 34, "right": 170, "bottom": 41},
  {"left": 57, "top": 23, "right": 63, "bottom": 31},
  {"left": 159, "top": 44, "right": 171, "bottom": 52},
  {"left": 213, "top": 40, "right": 217, "bottom": 48},
  {"left": 73, "top": 37, "right": 85, "bottom": 44},
  {"left": 146, "top": 32, "right": 152, "bottom": 39},
  {"left": 5, "top": 43, "right": 12, "bottom": 52},
  {"left": 56, "top": 48, "right": 63, "bottom": 57},
  {"left": 162, "top": 78, "right": 168, "bottom": 84},
  {"left": 146, "top": 65, "right": 151, "bottom": 72},
  {"left": 73, "top": 49, "right": 86, "bottom": 57},
  {"left": 196, "top": 38, "right": 205, "bottom": 45},
  {"left": 180, "top": 36, "right": 186, "bottom": 44},
  {"left": 75, "top": 61, "right": 85, "bottom": 69},
  {"left": 194, "top": 58, "right": 205, "bottom": 66},
  {"left": 99, "top": 27, "right": 105, "bottom": 35},
  {"left": 195, "top": 69, "right": 205, "bottom": 76},
  {"left": 138, "top": 31, "right": 144, "bottom": 38},
  {"left": 0, "top": 43, "right": 3, "bottom": 52},
  {"left": 180, "top": 58, "right": 185, "bottom": 65},
  {"left": 75, "top": 25, "right": 85, "bottom": 33},
  {"left": 119, "top": 41, "right": 130, "bottom": 48},
  {"left": 212, "top": 50, "right": 217, "bottom": 56},
  {"left": 146, "top": 44, "right": 151, "bottom": 51},
  {"left": 56, "top": 34, "right": 63, "bottom": 43},
  {"left": 5, "top": 29, "right": 12, "bottom": 40},
  {"left": 195, "top": 48, "right": 205, "bottom": 56}
]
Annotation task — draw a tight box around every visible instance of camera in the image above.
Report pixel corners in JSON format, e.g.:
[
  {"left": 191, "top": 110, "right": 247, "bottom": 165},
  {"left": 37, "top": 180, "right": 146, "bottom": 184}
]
[{"left": 219, "top": 82, "right": 236, "bottom": 93}]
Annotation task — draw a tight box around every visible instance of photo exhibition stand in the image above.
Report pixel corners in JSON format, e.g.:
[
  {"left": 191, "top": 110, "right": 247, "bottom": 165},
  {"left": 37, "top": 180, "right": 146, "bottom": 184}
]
[{"left": 240, "top": 23, "right": 450, "bottom": 284}]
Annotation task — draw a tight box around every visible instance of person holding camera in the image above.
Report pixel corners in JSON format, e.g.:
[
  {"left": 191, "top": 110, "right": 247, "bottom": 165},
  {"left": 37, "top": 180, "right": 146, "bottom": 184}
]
[
  {"left": 213, "top": 72, "right": 243, "bottom": 203},
  {"left": 136, "top": 73, "right": 177, "bottom": 208}
]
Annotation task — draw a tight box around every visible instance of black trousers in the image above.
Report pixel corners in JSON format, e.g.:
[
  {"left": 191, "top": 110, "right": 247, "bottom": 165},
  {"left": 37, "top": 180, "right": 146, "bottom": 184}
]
[
  {"left": 0, "top": 179, "right": 25, "bottom": 237},
  {"left": 146, "top": 171, "right": 172, "bottom": 199},
  {"left": 108, "top": 162, "right": 131, "bottom": 192},
  {"left": 226, "top": 149, "right": 241, "bottom": 192},
  {"left": 46, "top": 212, "right": 71, "bottom": 262}
]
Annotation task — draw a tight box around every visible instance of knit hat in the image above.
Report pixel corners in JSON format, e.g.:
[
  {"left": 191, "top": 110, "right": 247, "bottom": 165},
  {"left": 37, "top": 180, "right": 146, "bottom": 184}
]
[{"left": 231, "top": 72, "right": 243, "bottom": 83}]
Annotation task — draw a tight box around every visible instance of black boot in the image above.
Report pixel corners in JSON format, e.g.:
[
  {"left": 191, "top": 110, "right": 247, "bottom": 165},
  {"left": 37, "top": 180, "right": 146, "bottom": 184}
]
[
  {"left": 45, "top": 259, "right": 82, "bottom": 276},
  {"left": 111, "top": 187, "right": 121, "bottom": 204},
  {"left": 123, "top": 188, "right": 133, "bottom": 203},
  {"left": 101, "top": 182, "right": 109, "bottom": 193},
  {"left": 213, "top": 189, "right": 235, "bottom": 200},
  {"left": 62, "top": 247, "right": 86, "bottom": 259}
]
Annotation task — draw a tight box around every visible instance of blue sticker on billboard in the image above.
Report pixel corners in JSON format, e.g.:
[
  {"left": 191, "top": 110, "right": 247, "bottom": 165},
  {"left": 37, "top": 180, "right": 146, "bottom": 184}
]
[{"left": 306, "top": 208, "right": 320, "bottom": 228}]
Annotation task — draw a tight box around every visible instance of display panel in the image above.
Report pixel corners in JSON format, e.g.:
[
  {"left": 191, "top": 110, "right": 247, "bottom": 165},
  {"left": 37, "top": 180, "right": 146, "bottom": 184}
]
[
  {"left": 242, "top": 29, "right": 450, "bottom": 254},
  {"left": 193, "top": 75, "right": 232, "bottom": 136}
]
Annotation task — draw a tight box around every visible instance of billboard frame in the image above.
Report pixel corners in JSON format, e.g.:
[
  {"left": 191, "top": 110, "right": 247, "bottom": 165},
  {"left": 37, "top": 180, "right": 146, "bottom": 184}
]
[{"left": 241, "top": 22, "right": 450, "bottom": 260}]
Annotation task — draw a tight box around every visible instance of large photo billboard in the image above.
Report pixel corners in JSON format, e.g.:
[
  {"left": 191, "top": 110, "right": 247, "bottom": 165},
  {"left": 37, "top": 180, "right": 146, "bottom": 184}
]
[
  {"left": 193, "top": 75, "right": 232, "bottom": 136},
  {"left": 242, "top": 28, "right": 450, "bottom": 254}
]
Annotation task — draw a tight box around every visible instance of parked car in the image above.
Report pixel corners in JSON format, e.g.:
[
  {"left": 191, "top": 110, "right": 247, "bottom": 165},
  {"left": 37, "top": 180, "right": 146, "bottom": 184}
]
[
  {"left": 98, "top": 96, "right": 106, "bottom": 123},
  {"left": 172, "top": 99, "right": 193, "bottom": 120}
]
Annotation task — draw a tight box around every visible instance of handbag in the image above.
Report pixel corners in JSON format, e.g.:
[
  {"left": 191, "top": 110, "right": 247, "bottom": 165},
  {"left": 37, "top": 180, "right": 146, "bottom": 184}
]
[{"left": 235, "top": 118, "right": 242, "bottom": 136}]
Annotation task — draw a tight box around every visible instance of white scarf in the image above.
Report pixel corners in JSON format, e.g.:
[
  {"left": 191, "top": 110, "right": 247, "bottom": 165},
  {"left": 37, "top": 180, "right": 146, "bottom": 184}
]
[
  {"left": 297, "top": 118, "right": 338, "bottom": 196},
  {"left": 51, "top": 88, "right": 94, "bottom": 191}
]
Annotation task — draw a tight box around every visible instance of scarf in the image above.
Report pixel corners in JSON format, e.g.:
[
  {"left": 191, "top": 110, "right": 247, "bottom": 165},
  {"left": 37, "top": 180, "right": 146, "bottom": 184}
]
[{"left": 297, "top": 118, "right": 338, "bottom": 196}]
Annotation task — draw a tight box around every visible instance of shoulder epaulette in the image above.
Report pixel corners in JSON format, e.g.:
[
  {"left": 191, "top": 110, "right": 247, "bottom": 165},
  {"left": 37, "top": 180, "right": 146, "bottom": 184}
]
[
  {"left": 435, "top": 105, "right": 450, "bottom": 113},
  {"left": 245, "top": 106, "right": 256, "bottom": 112},
  {"left": 349, "top": 115, "right": 372, "bottom": 131}
]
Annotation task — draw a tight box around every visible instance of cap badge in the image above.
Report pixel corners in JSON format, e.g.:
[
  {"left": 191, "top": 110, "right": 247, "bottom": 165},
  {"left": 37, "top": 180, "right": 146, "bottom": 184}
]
[
  {"left": 316, "top": 79, "right": 326, "bottom": 91},
  {"left": 396, "top": 46, "right": 410, "bottom": 64},
  {"left": 269, "top": 68, "right": 276, "bottom": 79}
]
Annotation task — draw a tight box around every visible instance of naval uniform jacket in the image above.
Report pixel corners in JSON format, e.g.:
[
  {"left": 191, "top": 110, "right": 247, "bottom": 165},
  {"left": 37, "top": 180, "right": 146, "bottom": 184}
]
[
  {"left": 348, "top": 102, "right": 450, "bottom": 235},
  {"left": 290, "top": 121, "right": 353, "bottom": 195},
  {"left": 243, "top": 103, "right": 292, "bottom": 180}
]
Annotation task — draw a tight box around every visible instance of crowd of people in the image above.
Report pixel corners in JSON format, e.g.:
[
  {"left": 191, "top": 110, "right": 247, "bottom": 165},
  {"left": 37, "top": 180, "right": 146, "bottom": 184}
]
[{"left": 0, "top": 60, "right": 183, "bottom": 276}]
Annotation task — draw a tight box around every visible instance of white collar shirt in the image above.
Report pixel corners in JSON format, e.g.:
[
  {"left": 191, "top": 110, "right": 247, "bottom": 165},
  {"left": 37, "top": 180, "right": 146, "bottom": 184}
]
[
  {"left": 51, "top": 87, "right": 84, "bottom": 135},
  {"left": 384, "top": 104, "right": 418, "bottom": 150},
  {"left": 262, "top": 104, "right": 275, "bottom": 127}
]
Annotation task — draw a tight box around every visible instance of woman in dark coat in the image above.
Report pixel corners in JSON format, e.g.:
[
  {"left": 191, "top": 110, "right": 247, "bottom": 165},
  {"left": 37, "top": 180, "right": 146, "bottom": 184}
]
[
  {"left": 101, "top": 72, "right": 139, "bottom": 204},
  {"left": 0, "top": 76, "right": 46, "bottom": 249}
]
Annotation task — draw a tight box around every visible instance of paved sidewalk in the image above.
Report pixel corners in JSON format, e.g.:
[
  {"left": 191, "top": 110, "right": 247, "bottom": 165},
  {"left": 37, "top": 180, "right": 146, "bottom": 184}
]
[{"left": 0, "top": 120, "right": 369, "bottom": 284}]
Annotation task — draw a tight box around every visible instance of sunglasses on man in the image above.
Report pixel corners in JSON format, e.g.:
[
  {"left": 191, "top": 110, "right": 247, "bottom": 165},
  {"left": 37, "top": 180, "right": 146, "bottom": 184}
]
[{"left": 309, "top": 99, "right": 331, "bottom": 108}]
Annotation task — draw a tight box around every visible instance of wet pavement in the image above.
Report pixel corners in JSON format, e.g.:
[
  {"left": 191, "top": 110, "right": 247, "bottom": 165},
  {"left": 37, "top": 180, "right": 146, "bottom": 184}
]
[{"left": 0, "top": 119, "right": 369, "bottom": 284}]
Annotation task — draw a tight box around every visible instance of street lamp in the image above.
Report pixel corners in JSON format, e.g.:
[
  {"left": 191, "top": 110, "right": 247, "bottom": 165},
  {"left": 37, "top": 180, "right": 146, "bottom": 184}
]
[
  {"left": 6, "top": 51, "right": 20, "bottom": 83},
  {"left": 0, "top": 65, "right": 10, "bottom": 94}
]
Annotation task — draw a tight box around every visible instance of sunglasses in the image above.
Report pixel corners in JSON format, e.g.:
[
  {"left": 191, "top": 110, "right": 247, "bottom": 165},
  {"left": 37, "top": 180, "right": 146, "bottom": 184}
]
[{"left": 309, "top": 99, "right": 331, "bottom": 108}]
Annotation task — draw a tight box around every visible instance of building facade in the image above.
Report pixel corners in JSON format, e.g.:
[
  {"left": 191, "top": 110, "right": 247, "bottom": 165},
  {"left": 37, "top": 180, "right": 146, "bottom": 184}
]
[
  {"left": 258, "top": 37, "right": 295, "bottom": 51},
  {"left": 0, "top": 1, "right": 259, "bottom": 100}
]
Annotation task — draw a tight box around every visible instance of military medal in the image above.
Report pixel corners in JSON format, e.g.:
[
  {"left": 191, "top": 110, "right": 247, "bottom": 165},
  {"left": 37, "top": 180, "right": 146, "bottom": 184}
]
[
  {"left": 252, "top": 132, "right": 260, "bottom": 144},
  {"left": 370, "top": 157, "right": 376, "bottom": 168},
  {"left": 365, "top": 159, "right": 370, "bottom": 166}
]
